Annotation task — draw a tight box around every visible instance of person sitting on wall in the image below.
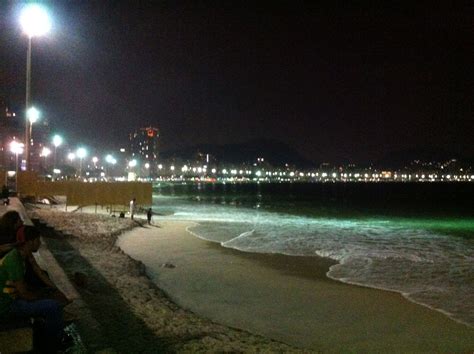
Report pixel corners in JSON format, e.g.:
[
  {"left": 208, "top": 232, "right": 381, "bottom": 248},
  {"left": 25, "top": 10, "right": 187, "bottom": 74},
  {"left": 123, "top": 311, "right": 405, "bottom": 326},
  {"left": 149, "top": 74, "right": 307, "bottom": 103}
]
[
  {"left": 16, "top": 226, "right": 70, "bottom": 306},
  {"left": 0, "top": 226, "right": 69, "bottom": 352},
  {"left": 0, "top": 211, "right": 23, "bottom": 256}
]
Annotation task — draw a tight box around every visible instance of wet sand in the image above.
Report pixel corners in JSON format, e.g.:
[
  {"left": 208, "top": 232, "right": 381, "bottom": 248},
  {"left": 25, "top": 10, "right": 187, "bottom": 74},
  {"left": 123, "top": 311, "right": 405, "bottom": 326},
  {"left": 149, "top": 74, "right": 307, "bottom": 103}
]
[
  {"left": 118, "top": 220, "right": 474, "bottom": 353},
  {"left": 31, "top": 207, "right": 474, "bottom": 353},
  {"left": 31, "top": 208, "right": 300, "bottom": 352}
]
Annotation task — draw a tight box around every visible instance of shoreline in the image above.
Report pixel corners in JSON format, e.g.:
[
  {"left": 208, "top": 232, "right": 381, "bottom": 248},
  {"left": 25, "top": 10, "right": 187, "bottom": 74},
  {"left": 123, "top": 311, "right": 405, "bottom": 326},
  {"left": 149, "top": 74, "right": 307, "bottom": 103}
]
[
  {"left": 186, "top": 223, "right": 474, "bottom": 330},
  {"left": 30, "top": 207, "right": 474, "bottom": 352},
  {"left": 31, "top": 208, "right": 301, "bottom": 352},
  {"left": 119, "top": 220, "right": 474, "bottom": 353}
]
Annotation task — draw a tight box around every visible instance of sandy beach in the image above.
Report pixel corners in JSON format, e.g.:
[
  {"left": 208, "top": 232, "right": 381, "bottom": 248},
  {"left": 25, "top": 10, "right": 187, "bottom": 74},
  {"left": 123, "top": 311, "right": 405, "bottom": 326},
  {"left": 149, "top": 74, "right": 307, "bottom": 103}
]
[
  {"left": 30, "top": 207, "right": 474, "bottom": 353},
  {"left": 30, "top": 207, "right": 299, "bottom": 353}
]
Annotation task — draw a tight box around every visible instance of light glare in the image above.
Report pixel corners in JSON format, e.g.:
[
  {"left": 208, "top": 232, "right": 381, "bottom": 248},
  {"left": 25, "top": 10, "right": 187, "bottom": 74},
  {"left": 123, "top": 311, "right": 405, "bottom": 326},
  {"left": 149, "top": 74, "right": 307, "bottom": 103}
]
[{"left": 20, "top": 4, "right": 51, "bottom": 38}]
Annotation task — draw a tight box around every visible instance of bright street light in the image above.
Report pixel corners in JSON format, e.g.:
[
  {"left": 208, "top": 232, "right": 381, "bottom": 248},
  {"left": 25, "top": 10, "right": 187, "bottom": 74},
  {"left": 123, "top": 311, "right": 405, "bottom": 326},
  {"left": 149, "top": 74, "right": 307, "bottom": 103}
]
[
  {"left": 128, "top": 159, "right": 137, "bottom": 168},
  {"left": 27, "top": 107, "right": 40, "bottom": 124},
  {"left": 20, "top": 4, "right": 52, "bottom": 38},
  {"left": 40, "top": 146, "right": 51, "bottom": 157},
  {"left": 76, "top": 147, "right": 87, "bottom": 178},
  {"left": 52, "top": 134, "right": 63, "bottom": 169},
  {"left": 52, "top": 134, "right": 63, "bottom": 147},
  {"left": 10, "top": 141, "right": 24, "bottom": 155},
  {"left": 105, "top": 154, "right": 116, "bottom": 179},
  {"left": 20, "top": 4, "right": 51, "bottom": 170},
  {"left": 67, "top": 152, "right": 76, "bottom": 162},
  {"left": 105, "top": 154, "right": 116, "bottom": 164},
  {"left": 40, "top": 146, "right": 51, "bottom": 171},
  {"left": 76, "top": 147, "right": 87, "bottom": 159}
]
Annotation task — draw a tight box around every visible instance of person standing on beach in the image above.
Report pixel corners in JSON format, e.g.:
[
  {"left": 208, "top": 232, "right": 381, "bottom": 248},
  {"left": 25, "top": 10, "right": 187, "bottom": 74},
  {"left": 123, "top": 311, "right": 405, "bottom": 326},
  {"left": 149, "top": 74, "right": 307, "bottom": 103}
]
[
  {"left": 147, "top": 208, "right": 152, "bottom": 225},
  {"left": 130, "top": 198, "right": 136, "bottom": 220},
  {"left": 0, "top": 227, "right": 67, "bottom": 352}
]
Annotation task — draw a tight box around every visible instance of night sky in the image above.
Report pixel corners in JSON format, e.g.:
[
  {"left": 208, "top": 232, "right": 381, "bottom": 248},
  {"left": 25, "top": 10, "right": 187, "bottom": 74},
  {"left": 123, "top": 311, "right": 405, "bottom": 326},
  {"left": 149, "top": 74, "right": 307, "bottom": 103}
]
[{"left": 1, "top": 1, "right": 473, "bottom": 164}]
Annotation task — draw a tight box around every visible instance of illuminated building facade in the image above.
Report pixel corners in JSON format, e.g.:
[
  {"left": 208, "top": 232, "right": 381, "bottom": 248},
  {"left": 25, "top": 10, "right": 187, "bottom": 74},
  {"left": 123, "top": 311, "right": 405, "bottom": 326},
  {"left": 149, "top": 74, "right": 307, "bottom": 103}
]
[
  {"left": 0, "top": 100, "right": 51, "bottom": 174},
  {"left": 0, "top": 101, "right": 23, "bottom": 172},
  {"left": 129, "top": 127, "right": 160, "bottom": 176}
]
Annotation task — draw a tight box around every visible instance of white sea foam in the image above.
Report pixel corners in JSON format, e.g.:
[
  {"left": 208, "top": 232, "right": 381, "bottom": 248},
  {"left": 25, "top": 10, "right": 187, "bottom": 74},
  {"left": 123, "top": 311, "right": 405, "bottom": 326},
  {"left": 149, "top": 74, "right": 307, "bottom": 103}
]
[{"left": 162, "top": 200, "right": 474, "bottom": 327}]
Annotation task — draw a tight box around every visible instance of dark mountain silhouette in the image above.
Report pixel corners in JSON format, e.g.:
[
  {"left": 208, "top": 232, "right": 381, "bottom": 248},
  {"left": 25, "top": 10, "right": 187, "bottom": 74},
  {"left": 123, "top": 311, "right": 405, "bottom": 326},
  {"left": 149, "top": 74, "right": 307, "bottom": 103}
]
[{"left": 161, "top": 139, "right": 315, "bottom": 167}]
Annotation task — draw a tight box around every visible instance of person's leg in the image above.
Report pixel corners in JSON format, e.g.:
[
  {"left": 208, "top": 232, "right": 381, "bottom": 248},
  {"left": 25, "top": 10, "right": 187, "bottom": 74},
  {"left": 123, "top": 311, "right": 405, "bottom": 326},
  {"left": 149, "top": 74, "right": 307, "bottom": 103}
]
[{"left": 9, "top": 299, "right": 64, "bottom": 348}]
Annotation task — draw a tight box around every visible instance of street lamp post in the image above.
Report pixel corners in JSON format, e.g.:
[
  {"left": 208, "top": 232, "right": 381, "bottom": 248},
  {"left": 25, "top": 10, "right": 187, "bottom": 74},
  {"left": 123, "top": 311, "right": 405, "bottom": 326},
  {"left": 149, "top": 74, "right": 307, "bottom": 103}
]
[
  {"left": 40, "top": 146, "right": 51, "bottom": 173},
  {"left": 10, "top": 141, "right": 24, "bottom": 192},
  {"left": 20, "top": 4, "right": 51, "bottom": 171},
  {"left": 26, "top": 107, "right": 40, "bottom": 168},
  {"left": 76, "top": 147, "right": 87, "bottom": 178},
  {"left": 52, "top": 134, "right": 63, "bottom": 170},
  {"left": 105, "top": 154, "right": 116, "bottom": 180}
]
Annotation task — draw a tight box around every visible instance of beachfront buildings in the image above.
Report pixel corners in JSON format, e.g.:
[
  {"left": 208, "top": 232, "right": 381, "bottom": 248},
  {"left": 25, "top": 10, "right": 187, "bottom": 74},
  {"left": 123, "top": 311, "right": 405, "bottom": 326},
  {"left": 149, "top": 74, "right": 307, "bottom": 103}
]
[
  {"left": 0, "top": 102, "right": 23, "bottom": 173},
  {"left": 129, "top": 127, "right": 160, "bottom": 177},
  {"left": 0, "top": 101, "right": 51, "bottom": 174}
]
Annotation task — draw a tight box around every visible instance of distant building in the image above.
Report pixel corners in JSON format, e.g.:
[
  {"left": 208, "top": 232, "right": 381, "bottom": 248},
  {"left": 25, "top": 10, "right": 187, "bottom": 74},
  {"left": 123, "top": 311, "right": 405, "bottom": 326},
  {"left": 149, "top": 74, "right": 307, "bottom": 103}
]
[
  {"left": 129, "top": 127, "right": 160, "bottom": 176},
  {"left": 30, "top": 119, "right": 51, "bottom": 172},
  {"left": 0, "top": 101, "right": 23, "bottom": 172}
]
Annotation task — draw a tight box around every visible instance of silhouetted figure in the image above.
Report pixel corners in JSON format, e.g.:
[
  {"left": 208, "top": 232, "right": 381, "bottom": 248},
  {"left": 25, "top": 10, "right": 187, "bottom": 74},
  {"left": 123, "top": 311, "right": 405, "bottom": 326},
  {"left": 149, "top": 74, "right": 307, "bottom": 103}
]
[
  {"left": 16, "top": 226, "right": 70, "bottom": 307},
  {"left": 1, "top": 185, "right": 8, "bottom": 198},
  {"left": 147, "top": 208, "right": 152, "bottom": 225},
  {"left": 129, "top": 198, "right": 136, "bottom": 220},
  {"left": 0, "top": 211, "right": 23, "bottom": 252}
]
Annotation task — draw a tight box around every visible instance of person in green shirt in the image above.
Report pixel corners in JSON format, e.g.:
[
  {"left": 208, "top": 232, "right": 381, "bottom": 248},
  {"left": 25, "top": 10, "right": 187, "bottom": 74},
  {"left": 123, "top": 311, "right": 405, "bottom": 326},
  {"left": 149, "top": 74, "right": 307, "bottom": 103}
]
[{"left": 0, "top": 225, "right": 65, "bottom": 352}]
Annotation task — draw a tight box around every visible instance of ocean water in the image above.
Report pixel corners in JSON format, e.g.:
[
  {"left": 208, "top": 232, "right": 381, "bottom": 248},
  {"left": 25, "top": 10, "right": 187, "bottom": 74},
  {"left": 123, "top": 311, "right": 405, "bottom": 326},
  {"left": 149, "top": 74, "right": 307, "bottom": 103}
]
[{"left": 152, "top": 182, "right": 474, "bottom": 327}]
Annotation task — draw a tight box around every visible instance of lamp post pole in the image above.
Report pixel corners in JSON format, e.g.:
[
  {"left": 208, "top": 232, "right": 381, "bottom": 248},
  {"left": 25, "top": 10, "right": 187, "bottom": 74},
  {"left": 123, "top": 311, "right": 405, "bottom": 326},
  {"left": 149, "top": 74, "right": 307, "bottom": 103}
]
[
  {"left": 25, "top": 37, "right": 32, "bottom": 170},
  {"left": 20, "top": 4, "right": 51, "bottom": 171}
]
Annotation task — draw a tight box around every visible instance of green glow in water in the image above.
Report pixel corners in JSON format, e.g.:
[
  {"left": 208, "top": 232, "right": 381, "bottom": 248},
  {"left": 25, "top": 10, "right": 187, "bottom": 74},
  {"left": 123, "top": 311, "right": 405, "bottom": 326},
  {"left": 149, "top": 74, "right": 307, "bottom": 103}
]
[{"left": 367, "top": 217, "right": 474, "bottom": 239}]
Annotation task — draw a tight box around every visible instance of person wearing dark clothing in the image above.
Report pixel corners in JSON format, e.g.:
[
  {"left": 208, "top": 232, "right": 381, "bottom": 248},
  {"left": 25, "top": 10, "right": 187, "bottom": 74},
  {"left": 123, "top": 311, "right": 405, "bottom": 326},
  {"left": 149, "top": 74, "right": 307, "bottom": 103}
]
[
  {"left": 147, "top": 208, "right": 153, "bottom": 225},
  {"left": 0, "top": 211, "right": 23, "bottom": 255},
  {"left": 1, "top": 185, "right": 8, "bottom": 198},
  {"left": 0, "top": 227, "right": 67, "bottom": 352},
  {"left": 16, "top": 226, "right": 70, "bottom": 306}
]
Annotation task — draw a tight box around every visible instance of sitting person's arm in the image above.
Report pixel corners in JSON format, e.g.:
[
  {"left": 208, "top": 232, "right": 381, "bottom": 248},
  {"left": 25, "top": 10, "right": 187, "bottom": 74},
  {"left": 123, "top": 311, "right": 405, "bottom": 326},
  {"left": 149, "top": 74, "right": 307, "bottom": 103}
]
[
  {"left": 10, "top": 278, "right": 42, "bottom": 301},
  {"left": 28, "top": 254, "right": 56, "bottom": 289},
  {"left": 27, "top": 253, "right": 71, "bottom": 306}
]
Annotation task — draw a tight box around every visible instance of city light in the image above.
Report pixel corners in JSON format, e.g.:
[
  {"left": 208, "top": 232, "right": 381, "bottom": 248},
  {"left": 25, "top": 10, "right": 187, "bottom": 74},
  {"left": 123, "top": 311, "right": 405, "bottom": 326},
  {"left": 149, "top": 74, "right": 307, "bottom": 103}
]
[
  {"left": 128, "top": 159, "right": 137, "bottom": 168},
  {"left": 105, "top": 154, "right": 116, "bottom": 164},
  {"left": 21, "top": 3, "right": 51, "bottom": 171},
  {"left": 10, "top": 141, "right": 24, "bottom": 155},
  {"left": 40, "top": 146, "right": 51, "bottom": 157},
  {"left": 67, "top": 152, "right": 76, "bottom": 161},
  {"left": 76, "top": 147, "right": 87, "bottom": 159},
  {"left": 76, "top": 147, "right": 87, "bottom": 177},
  {"left": 52, "top": 135, "right": 63, "bottom": 147},
  {"left": 20, "top": 4, "right": 52, "bottom": 38},
  {"left": 10, "top": 141, "right": 24, "bottom": 190},
  {"left": 27, "top": 107, "right": 40, "bottom": 124}
]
